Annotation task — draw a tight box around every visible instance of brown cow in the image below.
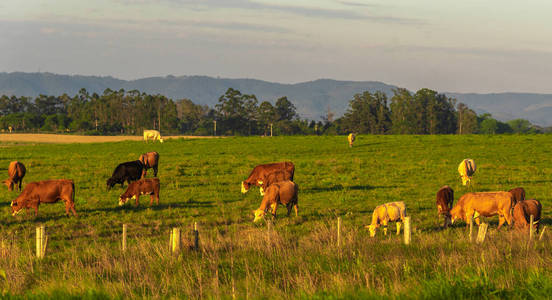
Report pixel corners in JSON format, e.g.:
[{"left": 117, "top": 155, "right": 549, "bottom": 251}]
[
  {"left": 118, "top": 178, "right": 160, "bottom": 207},
  {"left": 259, "top": 169, "right": 293, "bottom": 196},
  {"left": 513, "top": 199, "right": 541, "bottom": 232},
  {"left": 11, "top": 179, "right": 77, "bottom": 217},
  {"left": 241, "top": 162, "right": 295, "bottom": 195},
  {"left": 4, "top": 161, "right": 26, "bottom": 191},
  {"left": 436, "top": 185, "right": 454, "bottom": 227},
  {"left": 450, "top": 191, "right": 513, "bottom": 229},
  {"left": 508, "top": 187, "right": 525, "bottom": 206},
  {"left": 139, "top": 151, "right": 159, "bottom": 178},
  {"left": 253, "top": 180, "right": 298, "bottom": 222}
]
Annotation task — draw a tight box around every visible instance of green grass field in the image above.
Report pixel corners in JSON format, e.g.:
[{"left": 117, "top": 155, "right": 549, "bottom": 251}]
[{"left": 1, "top": 135, "right": 551, "bottom": 299}]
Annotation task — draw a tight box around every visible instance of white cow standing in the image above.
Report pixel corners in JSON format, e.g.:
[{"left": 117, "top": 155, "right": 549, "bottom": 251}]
[{"left": 143, "top": 130, "right": 164, "bottom": 143}]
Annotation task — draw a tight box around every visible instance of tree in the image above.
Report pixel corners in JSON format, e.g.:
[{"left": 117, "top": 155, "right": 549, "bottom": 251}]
[
  {"left": 340, "top": 91, "right": 390, "bottom": 134},
  {"left": 275, "top": 97, "right": 297, "bottom": 121},
  {"left": 456, "top": 103, "right": 478, "bottom": 134},
  {"left": 258, "top": 101, "right": 278, "bottom": 136},
  {"left": 507, "top": 119, "right": 536, "bottom": 134}
]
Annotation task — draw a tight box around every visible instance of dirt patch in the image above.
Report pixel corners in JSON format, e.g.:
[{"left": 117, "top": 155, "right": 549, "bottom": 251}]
[{"left": 0, "top": 134, "right": 217, "bottom": 144}]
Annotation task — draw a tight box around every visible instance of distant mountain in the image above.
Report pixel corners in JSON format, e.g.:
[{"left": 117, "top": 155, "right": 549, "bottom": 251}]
[{"left": 1, "top": 72, "right": 552, "bottom": 126}]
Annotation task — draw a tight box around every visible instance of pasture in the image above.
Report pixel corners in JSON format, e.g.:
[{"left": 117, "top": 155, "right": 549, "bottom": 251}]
[{"left": 0, "top": 135, "right": 551, "bottom": 299}]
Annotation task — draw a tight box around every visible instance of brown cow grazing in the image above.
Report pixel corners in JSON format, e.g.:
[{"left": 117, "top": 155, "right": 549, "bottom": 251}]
[
  {"left": 118, "top": 178, "right": 160, "bottom": 207},
  {"left": 450, "top": 191, "right": 513, "bottom": 230},
  {"left": 508, "top": 187, "right": 525, "bottom": 206},
  {"left": 241, "top": 162, "right": 295, "bottom": 195},
  {"left": 253, "top": 180, "right": 298, "bottom": 222},
  {"left": 11, "top": 179, "right": 77, "bottom": 217},
  {"left": 4, "top": 161, "right": 26, "bottom": 191},
  {"left": 436, "top": 185, "right": 454, "bottom": 227},
  {"left": 259, "top": 169, "right": 293, "bottom": 196},
  {"left": 513, "top": 199, "right": 542, "bottom": 233},
  {"left": 139, "top": 151, "right": 160, "bottom": 178}
]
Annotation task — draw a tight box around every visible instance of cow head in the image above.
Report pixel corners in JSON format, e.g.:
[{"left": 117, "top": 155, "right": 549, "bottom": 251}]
[
  {"left": 253, "top": 209, "right": 265, "bottom": 222},
  {"left": 3, "top": 179, "right": 14, "bottom": 191},
  {"left": 118, "top": 194, "right": 136, "bottom": 206},
  {"left": 159, "top": 138, "right": 164, "bottom": 143},
  {"left": 106, "top": 178, "right": 116, "bottom": 190},
  {"left": 10, "top": 198, "right": 24, "bottom": 216},
  {"left": 241, "top": 181, "right": 251, "bottom": 194},
  {"left": 461, "top": 176, "right": 471, "bottom": 186},
  {"left": 366, "top": 224, "right": 378, "bottom": 237}
]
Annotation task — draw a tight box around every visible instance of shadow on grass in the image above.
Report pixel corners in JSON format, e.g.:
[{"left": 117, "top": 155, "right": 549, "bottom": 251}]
[
  {"left": 305, "top": 184, "right": 399, "bottom": 193},
  {"left": 82, "top": 200, "right": 215, "bottom": 214}
]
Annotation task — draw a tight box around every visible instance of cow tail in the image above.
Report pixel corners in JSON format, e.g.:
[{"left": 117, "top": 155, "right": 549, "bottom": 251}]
[{"left": 72, "top": 181, "right": 76, "bottom": 203}]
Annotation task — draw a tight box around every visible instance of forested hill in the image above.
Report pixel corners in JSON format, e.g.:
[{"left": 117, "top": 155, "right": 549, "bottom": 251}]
[{"left": 2, "top": 72, "right": 552, "bottom": 125}]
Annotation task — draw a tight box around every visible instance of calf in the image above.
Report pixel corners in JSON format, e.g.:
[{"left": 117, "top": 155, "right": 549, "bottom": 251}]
[
  {"left": 366, "top": 201, "right": 406, "bottom": 237},
  {"left": 143, "top": 130, "right": 163, "bottom": 143},
  {"left": 11, "top": 179, "right": 77, "bottom": 217},
  {"left": 139, "top": 151, "right": 160, "bottom": 178},
  {"left": 436, "top": 185, "right": 454, "bottom": 227},
  {"left": 508, "top": 187, "right": 525, "bottom": 206},
  {"left": 118, "top": 178, "right": 160, "bottom": 207},
  {"left": 107, "top": 160, "right": 144, "bottom": 189},
  {"left": 253, "top": 180, "right": 298, "bottom": 222},
  {"left": 450, "top": 191, "right": 513, "bottom": 229},
  {"left": 513, "top": 199, "right": 541, "bottom": 233},
  {"left": 242, "top": 162, "right": 295, "bottom": 195},
  {"left": 4, "top": 161, "right": 26, "bottom": 191}
]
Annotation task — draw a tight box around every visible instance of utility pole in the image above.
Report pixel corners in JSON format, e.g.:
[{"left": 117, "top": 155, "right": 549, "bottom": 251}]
[
  {"left": 213, "top": 120, "right": 217, "bottom": 136},
  {"left": 270, "top": 123, "right": 273, "bottom": 137}
]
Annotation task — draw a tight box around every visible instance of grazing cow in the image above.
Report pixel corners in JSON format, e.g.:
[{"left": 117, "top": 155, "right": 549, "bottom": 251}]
[
  {"left": 458, "top": 158, "right": 476, "bottom": 186},
  {"left": 508, "top": 187, "right": 525, "bottom": 206},
  {"left": 366, "top": 201, "right": 406, "bottom": 237},
  {"left": 241, "top": 162, "right": 295, "bottom": 195},
  {"left": 11, "top": 179, "right": 77, "bottom": 217},
  {"left": 436, "top": 185, "right": 454, "bottom": 227},
  {"left": 106, "top": 161, "right": 144, "bottom": 189},
  {"left": 119, "top": 178, "right": 160, "bottom": 207},
  {"left": 4, "top": 161, "right": 26, "bottom": 191},
  {"left": 259, "top": 169, "right": 293, "bottom": 196},
  {"left": 450, "top": 191, "right": 513, "bottom": 229},
  {"left": 513, "top": 199, "right": 542, "bottom": 233},
  {"left": 143, "top": 130, "right": 163, "bottom": 143},
  {"left": 253, "top": 180, "right": 298, "bottom": 222},
  {"left": 348, "top": 133, "right": 356, "bottom": 147},
  {"left": 139, "top": 151, "right": 159, "bottom": 178}
]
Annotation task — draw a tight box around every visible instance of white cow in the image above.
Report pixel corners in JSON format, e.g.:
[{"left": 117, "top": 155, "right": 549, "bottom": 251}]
[
  {"left": 458, "top": 158, "right": 476, "bottom": 186},
  {"left": 143, "top": 130, "right": 163, "bottom": 143}
]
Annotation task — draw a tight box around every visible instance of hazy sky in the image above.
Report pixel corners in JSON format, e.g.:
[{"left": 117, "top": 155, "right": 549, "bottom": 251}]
[{"left": 1, "top": 0, "right": 552, "bottom": 93}]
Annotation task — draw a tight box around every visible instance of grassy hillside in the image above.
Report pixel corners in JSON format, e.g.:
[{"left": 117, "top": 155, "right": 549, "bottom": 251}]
[{"left": 0, "top": 135, "right": 551, "bottom": 299}]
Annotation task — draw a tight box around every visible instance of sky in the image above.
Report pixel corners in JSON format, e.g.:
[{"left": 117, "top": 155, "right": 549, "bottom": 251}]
[{"left": 1, "top": 0, "right": 552, "bottom": 93}]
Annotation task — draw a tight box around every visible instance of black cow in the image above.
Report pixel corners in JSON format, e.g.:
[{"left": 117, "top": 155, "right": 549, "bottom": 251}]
[{"left": 106, "top": 161, "right": 144, "bottom": 189}]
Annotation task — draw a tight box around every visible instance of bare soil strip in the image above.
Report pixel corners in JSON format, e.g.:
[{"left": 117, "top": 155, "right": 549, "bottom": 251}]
[{"left": 0, "top": 133, "right": 215, "bottom": 144}]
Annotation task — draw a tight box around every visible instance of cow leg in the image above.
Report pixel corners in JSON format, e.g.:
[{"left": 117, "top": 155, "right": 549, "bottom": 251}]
[
  {"left": 135, "top": 195, "right": 140, "bottom": 206},
  {"left": 286, "top": 204, "right": 292, "bottom": 216},
  {"left": 153, "top": 166, "right": 158, "bottom": 177},
  {"left": 294, "top": 204, "right": 298, "bottom": 217},
  {"left": 396, "top": 222, "right": 402, "bottom": 235},
  {"left": 498, "top": 215, "right": 505, "bottom": 230},
  {"left": 271, "top": 203, "right": 278, "bottom": 218},
  {"left": 141, "top": 170, "right": 147, "bottom": 179},
  {"left": 150, "top": 194, "right": 154, "bottom": 206},
  {"left": 34, "top": 206, "right": 38, "bottom": 216},
  {"left": 382, "top": 220, "right": 388, "bottom": 235},
  {"left": 18, "top": 181, "right": 22, "bottom": 191}
]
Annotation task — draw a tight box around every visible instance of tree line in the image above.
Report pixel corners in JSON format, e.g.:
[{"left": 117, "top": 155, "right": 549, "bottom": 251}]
[{"left": 0, "top": 87, "right": 546, "bottom": 135}]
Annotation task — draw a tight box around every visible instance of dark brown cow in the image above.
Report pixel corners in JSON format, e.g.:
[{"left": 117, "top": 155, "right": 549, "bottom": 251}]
[
  {"left": 11, "top": 179, "right": 77, "bottom": 217},
  {"left": 118, "top": 178, "right": 160, "bottom": 207},
  {"left": 513, "top": 199, "right": 541, "bottom": 233},
  {"left": 508, "top": 187, "right": 525, "bottom": 206},
  {"left": 4, "top": 161, "right": 26, "bottom": 191},
  {"left": 436, "top": 185, "right": 454, "bottom": 227},
  {"left": 139, "top": 151, "right": 159, "bottom": 178},
  {"left": 241, "top": 162, "right": 294, "bottom": 195}
]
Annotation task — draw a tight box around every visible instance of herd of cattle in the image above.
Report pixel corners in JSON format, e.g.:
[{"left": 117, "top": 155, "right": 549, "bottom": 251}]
[{"left": 2, "top": 145, "right": 544, "bottom": 235}]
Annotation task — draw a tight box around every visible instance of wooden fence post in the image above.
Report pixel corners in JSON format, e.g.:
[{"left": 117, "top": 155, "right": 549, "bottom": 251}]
[
  {"left": 337, "top": 217, "right": 342, "bottom": 249},
  {"left": 469, "top": 215, "right": 474, "bottom": 242},
  {"left": 193, "top": 222, "right": 199, "bottom": 251},
  {"left": 122, "top": 224, "right": 127, "bottom": 252},
  {"left": 36, "top": 225, "right": 46, "bottom": 258},
  {"left": 476, "top": 223, "right": 488, "bottom": 244},
  {"left": 529, "top": 215, "right": 534, "bottom": 240},
  {"left": 404, "top": 217, "right": 411, "bottom": 245},
  {"left": 171, "top": 228, "right": 181, "bottom": 253}
]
